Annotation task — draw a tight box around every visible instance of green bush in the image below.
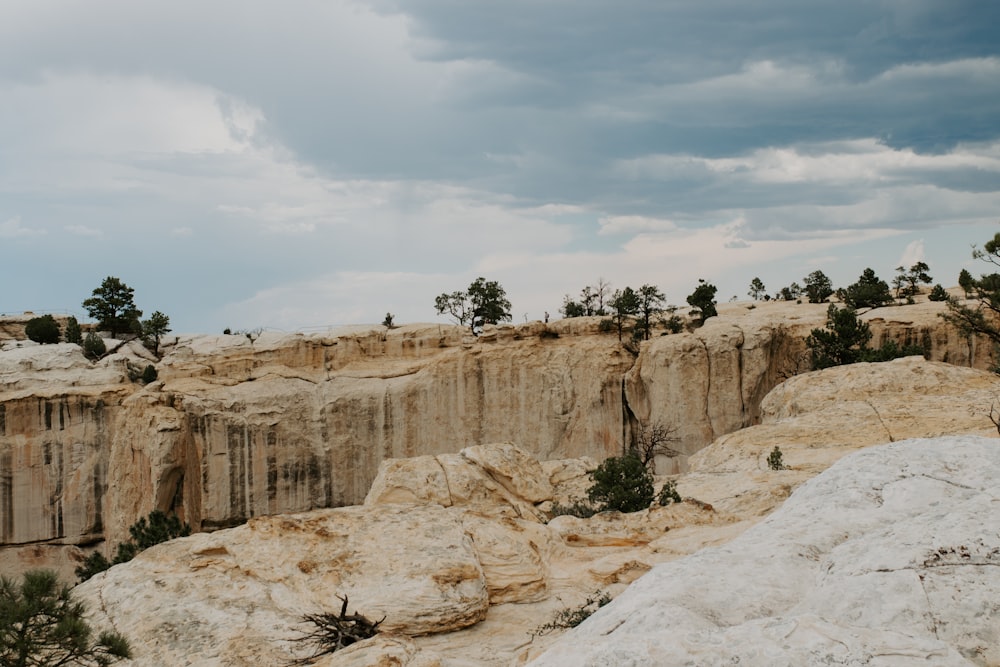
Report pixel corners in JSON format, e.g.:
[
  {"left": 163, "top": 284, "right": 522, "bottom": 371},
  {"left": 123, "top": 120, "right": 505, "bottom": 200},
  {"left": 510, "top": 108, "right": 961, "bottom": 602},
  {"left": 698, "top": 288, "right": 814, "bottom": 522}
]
[
  {"left": 83, "top": 332, "right": 107, "bottom": 360},
  {"left": 657, "top": 480, "right": 682, "bottom": 505},
  {"left": 25, "top": 315, "right": 61, "bottom": 344},
  {"left": 587, "top": 452, "right": 654, "bottom": 513},
  {"left": 65, "top": 316, "right": 83, "bottom": 345},
  {"left": 77, "top": 510, "right": 191, "bottom": 583},
  {"left": 767, "top": 446, "right": 785, "bottom": 470},
  {"left": 928, "top": 284, "right": 949, "bottom": 302}
]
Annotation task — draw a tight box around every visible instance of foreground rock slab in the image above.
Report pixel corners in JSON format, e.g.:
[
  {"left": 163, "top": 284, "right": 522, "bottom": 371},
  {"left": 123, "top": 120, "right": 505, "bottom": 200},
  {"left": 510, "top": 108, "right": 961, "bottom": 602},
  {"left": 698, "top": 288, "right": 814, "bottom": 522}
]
[{"left": 530, "top": 436, "right": 1000, "bottom": 666}]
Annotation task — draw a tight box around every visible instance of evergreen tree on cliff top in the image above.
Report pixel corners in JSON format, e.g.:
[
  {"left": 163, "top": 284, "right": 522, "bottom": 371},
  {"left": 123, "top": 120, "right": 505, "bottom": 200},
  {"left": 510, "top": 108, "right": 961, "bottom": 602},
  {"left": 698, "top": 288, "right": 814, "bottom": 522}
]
[
  {"left": 435, "top": 277, "right": 511, "bottom": 335},
  {"left": 82, "top": 277, "right": 142, "bottom": 339}
]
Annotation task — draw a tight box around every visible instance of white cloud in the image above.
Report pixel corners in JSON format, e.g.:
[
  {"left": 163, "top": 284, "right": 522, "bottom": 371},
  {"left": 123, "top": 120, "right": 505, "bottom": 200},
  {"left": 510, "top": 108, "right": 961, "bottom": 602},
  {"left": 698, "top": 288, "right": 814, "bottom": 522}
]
[
  {"left": 0, "top": 216, "right": 44, "bottom": 238},
  {"left": 898, "top": 239, "right": 926, "bottom": 268},
  {"left": 64, "top": 225, "right": 103, "bottom": 237},
  {"left": 598, "top": 215, "right": 678, "bottom": 235}
]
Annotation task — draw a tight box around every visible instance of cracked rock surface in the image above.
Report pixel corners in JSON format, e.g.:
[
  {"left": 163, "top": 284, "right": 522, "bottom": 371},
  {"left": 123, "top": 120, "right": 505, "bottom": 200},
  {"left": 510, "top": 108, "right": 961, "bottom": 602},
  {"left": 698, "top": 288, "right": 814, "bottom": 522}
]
[{"left": 530, "top": 435, "right": 1000, "bottom": 666}]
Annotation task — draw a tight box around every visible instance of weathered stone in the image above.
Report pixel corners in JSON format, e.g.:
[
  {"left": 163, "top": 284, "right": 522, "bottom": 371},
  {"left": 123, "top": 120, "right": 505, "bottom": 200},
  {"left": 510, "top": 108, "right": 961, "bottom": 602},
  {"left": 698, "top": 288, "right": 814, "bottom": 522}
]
[
  {"left": 76, "top": 504, "right": 489, "bottom": 666},
  {"left": 530, "top": 436, "right": 1000, "bottom": 666}
]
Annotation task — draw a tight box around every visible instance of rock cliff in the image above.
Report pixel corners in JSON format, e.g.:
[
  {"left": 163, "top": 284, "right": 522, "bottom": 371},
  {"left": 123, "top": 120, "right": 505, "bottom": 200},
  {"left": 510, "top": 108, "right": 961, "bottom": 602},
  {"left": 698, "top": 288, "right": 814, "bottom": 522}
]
[
  {"left": 71, "top": 358, "right": 1000, "bottom": 666},
  {"left": 0, "top": 298, "right": 993, "bottom": 574}
]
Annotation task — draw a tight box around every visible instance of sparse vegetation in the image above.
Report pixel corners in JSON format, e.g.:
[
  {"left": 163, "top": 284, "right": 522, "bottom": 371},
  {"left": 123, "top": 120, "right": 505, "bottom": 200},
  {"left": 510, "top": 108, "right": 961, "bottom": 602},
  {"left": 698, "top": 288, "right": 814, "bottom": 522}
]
[
  {"left": 382, "top": 313, "right": 395, "bottom": 328},
  {"left": 141, "top": 364, "right": 158, "bottom": 384},
  {"left": 605, "top": 287, "right": 640, "bottom": 342},
  {"left": 806, "top": 304, "right": 925, "bottom": 370},
  {"left": 893, "top": 262, "right": 933, "bottom": 301},
  {"left": 532, "top": 591, "right": 611, "bottom": 637},
  {"left": 942, "top": 232, "right": 1000, "bottom": 349},
  {"left": 748, "top": 277, "right": 767, "bottom": 301},
  {"left": 0, "top": 569, "right": 131, "bottom": 666}
]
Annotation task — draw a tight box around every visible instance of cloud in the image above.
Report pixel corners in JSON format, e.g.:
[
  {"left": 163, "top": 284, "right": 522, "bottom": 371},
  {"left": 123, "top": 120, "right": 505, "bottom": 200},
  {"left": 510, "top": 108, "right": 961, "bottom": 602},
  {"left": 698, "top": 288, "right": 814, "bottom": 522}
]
[
  {"left": 64, "top": 225, "right": 104, "bottom": 237},
  {"left": 898, "top": 239, "right": 926, "bottom": 268},
  {"left": 0, "top": 216, "right": 44, "bottom": 238}
]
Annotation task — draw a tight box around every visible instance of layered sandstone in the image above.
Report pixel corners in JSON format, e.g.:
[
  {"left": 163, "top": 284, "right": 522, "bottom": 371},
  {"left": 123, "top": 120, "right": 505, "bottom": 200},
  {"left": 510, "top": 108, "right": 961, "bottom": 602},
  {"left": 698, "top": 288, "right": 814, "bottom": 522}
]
[
  {"left": 73, "top": 358, "right": 1000, "bottom": 666},
  {"left": 1, "top": 298, "right": 994, "bottom": 574}
]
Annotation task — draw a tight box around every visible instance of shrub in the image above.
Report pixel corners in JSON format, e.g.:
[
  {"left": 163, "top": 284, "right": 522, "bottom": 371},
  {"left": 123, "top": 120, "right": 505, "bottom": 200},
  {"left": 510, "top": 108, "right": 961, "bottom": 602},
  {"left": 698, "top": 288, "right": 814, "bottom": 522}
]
[
  {"left": 65, "top": 316, "right": 83, "bottom": 345},
  {"left": 806, "top": 304, "right": 872, "bottom": 369},
  {"left": 0, "top": 569, "right": 131, "bottom": 665},
  {"left": 532, "top": 591, "right": 611, "bottom": 637},
  {"left": 83, "top": 332, "right": 107, "bottom": 360},
  {"left": 587, "top": 452, "right": 654, "bottom": 513},
  {"left": 141, "top": 365, "right": 158, "bottom": 384},
  {"left": 767, "top": 446, "right": 786, "bottom": 470},
  {"left": 76, "top": 510, "right": 190, "bottom": 583},
  {"left": 25, "top": 315, "right": 61, "bottom": 344},
  {"left": 928, "top": 284, "right": 949, "bottom": 302},
  {"left": 842, "top": 268, "right": 893, "bottom": 309},
  {"left": 658, "top": 480, "right": 682, "bottom": 505},
  {"left": 598, "top": 318, "right": 614, "bottom": 333},
  {"left": 548, "top": 499, "right": 598, "bottom": 519}
]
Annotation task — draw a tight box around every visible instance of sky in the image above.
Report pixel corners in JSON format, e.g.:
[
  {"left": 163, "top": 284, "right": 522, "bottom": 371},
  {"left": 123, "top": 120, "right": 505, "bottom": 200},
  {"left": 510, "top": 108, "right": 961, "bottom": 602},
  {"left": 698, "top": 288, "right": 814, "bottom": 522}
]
[{"left": 2, "top": 0, "right": 999, "bottom": 334}]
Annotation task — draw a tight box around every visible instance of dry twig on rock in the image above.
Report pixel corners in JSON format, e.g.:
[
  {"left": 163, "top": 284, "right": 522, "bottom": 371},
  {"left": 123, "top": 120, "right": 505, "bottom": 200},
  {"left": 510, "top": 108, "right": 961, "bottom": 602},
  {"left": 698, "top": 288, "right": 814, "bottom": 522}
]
[{"left": 290, "top": 595, "right": 384, "bottom": 665}]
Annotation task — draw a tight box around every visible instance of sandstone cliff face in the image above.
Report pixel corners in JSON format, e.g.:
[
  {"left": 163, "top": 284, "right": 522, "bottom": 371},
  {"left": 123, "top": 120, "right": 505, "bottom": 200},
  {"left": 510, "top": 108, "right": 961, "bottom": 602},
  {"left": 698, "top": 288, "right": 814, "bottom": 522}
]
[
  {"left": 72, "top": 359, "right": 1000, "bottom": 667},
  {"left": 1, "top": 299, "right": 994, "bottom": 570}
]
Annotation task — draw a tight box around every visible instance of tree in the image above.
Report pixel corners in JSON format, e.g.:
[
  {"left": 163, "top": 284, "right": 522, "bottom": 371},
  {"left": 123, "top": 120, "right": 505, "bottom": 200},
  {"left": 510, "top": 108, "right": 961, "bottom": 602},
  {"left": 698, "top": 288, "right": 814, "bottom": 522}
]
[
  {"left": 634, "top": 284, "right": 666, "bottom": 341},
  {"left": 943, "top": 231, "right": 1000, "bottom": 347},
  {"left": 631, "top": 422, "right": 680, "bottom": 470},
  {"left": 0, "top": 569, "right": 131, "bottom": 666},
  {"left": 25, "top": 316, "right": 60, "bottom": 345},
  {"left": 802, "top": 270, "right": 834, "bottom": 304},
  {"left": 560, "top": 296, "right": 587, "bottom": 318},
  {"left": 82, "top": 333, "right": 106, "bottom": 361},
  {"left": 141, "top": 311, "right": 171, "bottom": 356},
  {"left": 64, "top": 317, "right": 83, "bottom": 345},
  {"left": 806, "top": 303, "right": 924, "bottom": 370},
  {"left": 841, "top": 268, "right": 893, "bottom": 309},
  {"left": 435, "top": 277, "right": 511, "bottom": 335},
  {"left": 587, "top": 452, "right": 654, "bottom": 513},
  {"left": 748, "top": 277, "right": 767, "bottom": 301},
  {"left": 776, "top": 282, "right": 802, "bottom": 301},
  {"left": 561, "top": 279, "right": 612, "bottom": 318},
  {"left": 958, "top": 268, "right": 975, "bottom": 298},
  {"left": 82, "top": 277, "right": 142, "bottom": 339},
  {"left": 892, "top": 261, "right": 932, "bottom": 300},
  {"left": 686, "top": 279, "right": 718, "bottom": 322},
  {"left": 382, "top": 313, "right": 395, "bottom": 328},
  {"left": 806, "top": 304, "right": 873, "bottom": 369},
  {"left": 605, "top": 287, "right": 640, "bottom": 341}
]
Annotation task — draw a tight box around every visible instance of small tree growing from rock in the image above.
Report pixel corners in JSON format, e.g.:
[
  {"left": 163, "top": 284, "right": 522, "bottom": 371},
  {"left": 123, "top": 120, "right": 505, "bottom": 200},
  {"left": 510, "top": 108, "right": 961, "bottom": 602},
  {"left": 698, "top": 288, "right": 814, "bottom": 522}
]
[
  {"left": 82, "top": 333, "right": 107, "bottom": 360},
  {"left": 64, "top": 316, "right": 83, "bottom": 345},
  {"left": 767, "top": 446, "right": 786, "bottom": 470}
]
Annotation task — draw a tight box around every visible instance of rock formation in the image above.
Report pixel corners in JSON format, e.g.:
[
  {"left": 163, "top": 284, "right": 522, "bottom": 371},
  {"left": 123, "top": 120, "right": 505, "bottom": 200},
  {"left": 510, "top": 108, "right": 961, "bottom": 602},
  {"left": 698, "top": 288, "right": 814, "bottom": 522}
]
[
  {"left": 72, "top": 357, "right": 1000, "bottom": 666},
  {"left": 0, "top": 298, "right": 994, "bottom": 577},
  {"left": 530, "top": 436, "right": 1000, "bottom": 666}
]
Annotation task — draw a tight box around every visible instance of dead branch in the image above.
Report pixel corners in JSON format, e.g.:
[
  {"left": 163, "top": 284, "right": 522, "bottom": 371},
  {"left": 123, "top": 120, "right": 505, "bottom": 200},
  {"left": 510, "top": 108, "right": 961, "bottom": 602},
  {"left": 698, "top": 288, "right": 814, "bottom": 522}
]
[{"left": 290, "top": 595, "right": 384, "bottom": 665}]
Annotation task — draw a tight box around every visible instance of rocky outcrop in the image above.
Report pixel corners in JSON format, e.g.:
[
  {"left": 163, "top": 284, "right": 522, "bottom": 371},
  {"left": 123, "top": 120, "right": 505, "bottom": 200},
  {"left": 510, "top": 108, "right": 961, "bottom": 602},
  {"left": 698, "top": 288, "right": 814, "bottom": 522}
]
[
  {"left": 73, "top": 358, "right": 1000, "bottom": 667},
  {"left": 529, "top": 436, "right": 1000, "bottom": 666},
  {"left": 1, "top": 299, "right": 995, "bottom": 574}
]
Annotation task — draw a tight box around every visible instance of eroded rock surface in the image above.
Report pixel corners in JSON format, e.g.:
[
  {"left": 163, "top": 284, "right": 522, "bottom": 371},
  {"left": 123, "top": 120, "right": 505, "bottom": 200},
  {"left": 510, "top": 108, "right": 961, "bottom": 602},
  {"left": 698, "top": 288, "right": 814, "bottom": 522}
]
[{"left": 530, "top": 436, "right": 1000, "bottom": 666}]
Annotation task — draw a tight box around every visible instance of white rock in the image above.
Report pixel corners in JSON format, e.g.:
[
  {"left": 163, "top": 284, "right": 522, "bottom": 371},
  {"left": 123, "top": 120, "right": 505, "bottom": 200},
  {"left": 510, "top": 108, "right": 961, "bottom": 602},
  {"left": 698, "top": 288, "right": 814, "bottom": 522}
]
[{"left": 529, "top": 436, "right": 1000, "bottom": 666}]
